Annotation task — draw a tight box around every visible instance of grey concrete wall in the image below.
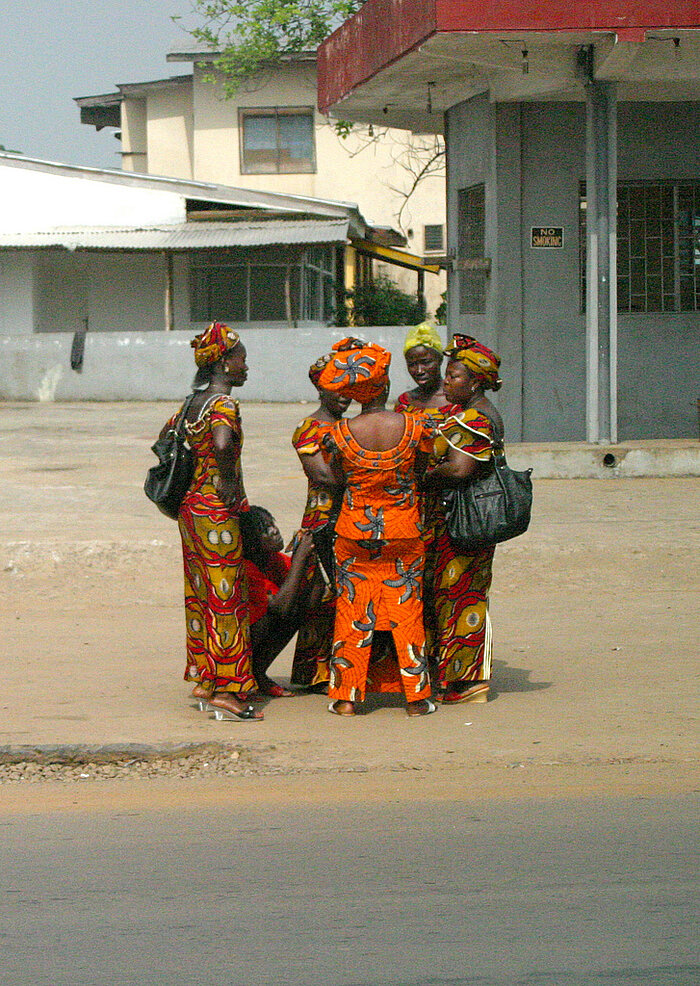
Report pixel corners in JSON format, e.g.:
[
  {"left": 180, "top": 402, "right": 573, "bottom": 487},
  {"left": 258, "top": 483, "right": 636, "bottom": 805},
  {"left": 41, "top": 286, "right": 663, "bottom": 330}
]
[
  {"left": 0, "top": 326, "right": 425, "bottom": 402},
  {"left": 446, "top": 95, "right": 700, "bottom": 442}
]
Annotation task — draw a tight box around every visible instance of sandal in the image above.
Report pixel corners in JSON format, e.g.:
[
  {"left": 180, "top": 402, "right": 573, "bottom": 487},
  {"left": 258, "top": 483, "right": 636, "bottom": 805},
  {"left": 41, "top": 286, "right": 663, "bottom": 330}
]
[
  {"left": 328, "top": 700, "right": 355, "bottom": 717},
  {"left": 259, "top": 681, "right": 295, "bottom": 698},
  {"left": 205, "top": 698, "right": 264, "bottom": 722},
  {"left": 442, "top": 682, "right": 490, "bottom": 704},
  {"left": 406, "top": 698, "right": 438, "bottom": 717}
]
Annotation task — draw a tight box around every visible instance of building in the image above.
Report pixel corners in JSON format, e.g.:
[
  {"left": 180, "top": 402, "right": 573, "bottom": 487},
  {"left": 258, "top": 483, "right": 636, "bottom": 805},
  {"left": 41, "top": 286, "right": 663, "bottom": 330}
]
[
  {"left": 75, "top": 47, "right": 447, "bottom": 319},
  {"left": 0, "top": 153, "right": 428, "bottom": 401},
  {"left": 318, "top": 0, "right": 700, "bottom": 441}
]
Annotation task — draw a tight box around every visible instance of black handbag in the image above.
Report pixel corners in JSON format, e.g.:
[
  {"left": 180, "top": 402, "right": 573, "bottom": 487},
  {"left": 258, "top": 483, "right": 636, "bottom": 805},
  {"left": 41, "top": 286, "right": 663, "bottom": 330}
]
[
  {"left": 144, "top": 394, "right": 196, "bottom": 519},
  {"left": 442, "top": 428, "right": 533, "bottom": 553}
]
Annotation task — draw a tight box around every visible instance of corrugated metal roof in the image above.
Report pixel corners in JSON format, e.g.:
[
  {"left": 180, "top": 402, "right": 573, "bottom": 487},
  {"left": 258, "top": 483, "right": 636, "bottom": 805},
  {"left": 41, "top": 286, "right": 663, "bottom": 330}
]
[{"left": 0, "top": 219, "right": 350, "bottom": 251}]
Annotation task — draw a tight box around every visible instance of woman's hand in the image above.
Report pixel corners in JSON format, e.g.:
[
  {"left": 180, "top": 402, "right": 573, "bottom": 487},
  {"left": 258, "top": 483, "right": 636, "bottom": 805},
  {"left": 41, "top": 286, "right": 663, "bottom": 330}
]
[
  {"left": 217, "top": 478, "right": 241, "bottom": 508},
  {"left": 293, "top": 531, "right": 316, "bottom": 562}
]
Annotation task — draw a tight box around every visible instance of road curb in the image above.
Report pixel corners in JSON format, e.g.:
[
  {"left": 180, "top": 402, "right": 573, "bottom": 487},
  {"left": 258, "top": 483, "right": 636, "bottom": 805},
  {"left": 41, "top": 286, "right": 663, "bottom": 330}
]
[{"left": 0, "top": 742, "right": 238, "bottom": 765}]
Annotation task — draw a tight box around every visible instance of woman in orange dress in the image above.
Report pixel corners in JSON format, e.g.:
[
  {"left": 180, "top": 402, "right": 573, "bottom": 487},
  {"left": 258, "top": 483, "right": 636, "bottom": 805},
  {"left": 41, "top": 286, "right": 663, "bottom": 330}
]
[
  {"left": 423, "top": 334, "right": 504, "bottom": 704},
  {"left": 319, "top": 338, "right": 436, "bottom": 717},
  {"left": 162, "top": 322, "right": 262, "bottom": 722},
  {"left": 287, "top": 355, "right": 349, "bottom": 691}
]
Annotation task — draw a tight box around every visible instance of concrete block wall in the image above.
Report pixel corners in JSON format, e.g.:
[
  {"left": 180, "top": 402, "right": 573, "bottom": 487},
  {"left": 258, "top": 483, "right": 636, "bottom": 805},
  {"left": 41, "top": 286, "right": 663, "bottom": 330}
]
[{"left": 0, "top": 326, "right": 427, "bottom": 403}]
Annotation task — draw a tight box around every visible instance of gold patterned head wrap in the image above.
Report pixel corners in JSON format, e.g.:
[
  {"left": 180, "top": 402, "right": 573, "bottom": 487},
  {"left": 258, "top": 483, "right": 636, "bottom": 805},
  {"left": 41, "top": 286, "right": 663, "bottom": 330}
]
[
  {"left": 308, "top": 353, "right": 333, "bottom": 387},
  {"left": 190, "top": 322, "right": 241, "bottom": 368},
  {"left": 317, "top": 337, "right": 391, "bottom": 403},
  {"left": 444, "top": 333, "right": 502, "bottom": 391},
  {"left": 403, "top": 321, "right": 443, "bottom": 356}
]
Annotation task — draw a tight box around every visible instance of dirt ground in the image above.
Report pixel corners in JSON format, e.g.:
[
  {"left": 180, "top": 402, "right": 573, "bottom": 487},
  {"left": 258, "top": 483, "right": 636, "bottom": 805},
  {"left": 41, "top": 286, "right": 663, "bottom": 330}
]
[{"left": 0, "top": 401, "right": 698, "bottom": 808}]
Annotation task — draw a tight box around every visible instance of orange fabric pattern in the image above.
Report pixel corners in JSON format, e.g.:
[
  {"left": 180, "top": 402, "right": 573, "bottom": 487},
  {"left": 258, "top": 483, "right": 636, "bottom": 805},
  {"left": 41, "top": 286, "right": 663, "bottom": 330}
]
[
  {"left": 330, "top": 536, "right": 431, "bottom": 704},
  {"left": 326, "top": 411, "right": 434, "bottom": 704},
  {"left": 329, "top": 413, "right": 433, "bottom": 541}
]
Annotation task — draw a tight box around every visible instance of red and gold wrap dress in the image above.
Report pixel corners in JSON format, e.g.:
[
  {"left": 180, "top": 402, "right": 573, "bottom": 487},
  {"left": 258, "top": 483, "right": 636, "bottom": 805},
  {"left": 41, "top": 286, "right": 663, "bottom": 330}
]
[
  {"left": 176, "top": 396, "right": 254, "bottom": 694},
  {"left": 325, "top": 414, "right": 434, "bottom": 704},
  {"left": 427, "top": 407, "right": 496, "bottom": 687},
  {"left": 287, "top": 416, "right": 339, "bottom": 688}
]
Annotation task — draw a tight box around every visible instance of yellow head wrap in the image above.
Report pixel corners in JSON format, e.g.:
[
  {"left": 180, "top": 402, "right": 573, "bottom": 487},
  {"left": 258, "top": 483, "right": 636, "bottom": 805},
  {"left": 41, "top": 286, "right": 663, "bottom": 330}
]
[{"left": 403, "top": 322, "right": 443, "bottom": 356}]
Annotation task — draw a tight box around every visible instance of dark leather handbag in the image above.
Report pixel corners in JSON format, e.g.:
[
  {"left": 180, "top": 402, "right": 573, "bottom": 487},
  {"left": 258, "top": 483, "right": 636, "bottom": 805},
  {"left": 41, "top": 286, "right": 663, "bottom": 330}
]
[
  {"left": 144, "top": 394, "right": 196, "bottom": 520},
  {"left": 442, "top": 435, "right": 533, "bottom": 554}
]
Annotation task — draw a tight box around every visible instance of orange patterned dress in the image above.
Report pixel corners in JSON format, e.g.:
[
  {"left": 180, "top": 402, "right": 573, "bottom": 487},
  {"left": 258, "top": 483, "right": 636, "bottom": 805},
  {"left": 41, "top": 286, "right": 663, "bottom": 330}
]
[
  {"left": 175, "top": 395, "right": 254, "bottom": 694},
  {"left": 287, "top": 415, "right": 339, "bottom": 688},
  {"left": 325, "top": 414, "right": 434, "bottom": 704}
]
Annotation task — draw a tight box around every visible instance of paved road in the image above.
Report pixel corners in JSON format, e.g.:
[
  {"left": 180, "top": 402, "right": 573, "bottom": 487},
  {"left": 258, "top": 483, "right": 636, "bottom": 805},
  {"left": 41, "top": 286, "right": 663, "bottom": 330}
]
[{"left": 1, "top": 791, "right": 697, "bottom": 986}]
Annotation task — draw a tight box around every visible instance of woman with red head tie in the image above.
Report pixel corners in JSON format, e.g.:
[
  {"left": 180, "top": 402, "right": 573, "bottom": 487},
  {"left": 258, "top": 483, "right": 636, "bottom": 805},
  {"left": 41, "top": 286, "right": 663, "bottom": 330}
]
[
  {"left": 319, "top": 338, "right": 436, "bottom": 717},
  {"left": 161, "top": 321, "right": 263, "bottom": 722},
  {"left": 423, "top": 333, "right": 504, "bottom": 705}
]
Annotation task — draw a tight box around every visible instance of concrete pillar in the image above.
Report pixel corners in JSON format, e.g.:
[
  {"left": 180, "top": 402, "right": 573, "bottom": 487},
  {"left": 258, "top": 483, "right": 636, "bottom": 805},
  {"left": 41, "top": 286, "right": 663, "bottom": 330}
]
[{"left": 585, "top": 81, "right": 618, "bottom": 443}]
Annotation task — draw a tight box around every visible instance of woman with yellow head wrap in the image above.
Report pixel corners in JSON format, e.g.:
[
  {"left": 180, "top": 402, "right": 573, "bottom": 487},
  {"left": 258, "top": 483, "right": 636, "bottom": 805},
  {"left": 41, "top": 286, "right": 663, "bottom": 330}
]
[
  {"left": 158, "top": 322, "right": 264, "bottom": 721},
  {"left": 394, "top": 322, "right": 447, "bottom": 413},
  {"left": 420, "top": 333, "right": 505, "bottom": 705}
]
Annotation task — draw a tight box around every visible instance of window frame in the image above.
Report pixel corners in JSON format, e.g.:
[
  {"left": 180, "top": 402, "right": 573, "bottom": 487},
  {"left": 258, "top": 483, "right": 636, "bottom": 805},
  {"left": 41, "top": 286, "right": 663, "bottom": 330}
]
[
  {"left": 579, "top": 179, "right": 700, "bottom": 314},
  {"left": 238, "top": 106, "right": 316, "bottom": 176},
  {"left": 423, "top": 223, "right": 445, "bottom": 255}
]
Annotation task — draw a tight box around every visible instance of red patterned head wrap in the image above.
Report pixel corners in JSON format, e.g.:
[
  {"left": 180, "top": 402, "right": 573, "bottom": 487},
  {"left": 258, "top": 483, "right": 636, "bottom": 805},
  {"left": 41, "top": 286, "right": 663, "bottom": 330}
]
[
  {"left": 190, "top": 322, "right": 241, "bottom": 368},
  {"left": 444, "top": 334, "right": 502, "bottom": 392},
  {"left": 308, "top": 353, "right": 333, "bottom": 387},
  {"left": 317, "top": 337, "right": 391, "bottom": 403}
]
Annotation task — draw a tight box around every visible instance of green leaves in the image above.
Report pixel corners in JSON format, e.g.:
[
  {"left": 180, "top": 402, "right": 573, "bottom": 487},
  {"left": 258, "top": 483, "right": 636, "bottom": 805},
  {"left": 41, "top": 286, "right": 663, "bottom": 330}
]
[{"left": 187, "top": 0, "right": 364, "bottom": 96}]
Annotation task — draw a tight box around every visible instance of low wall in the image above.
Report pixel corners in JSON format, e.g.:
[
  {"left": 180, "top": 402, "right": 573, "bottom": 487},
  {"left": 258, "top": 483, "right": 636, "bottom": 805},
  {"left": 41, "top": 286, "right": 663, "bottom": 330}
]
[{"left": 0, "top": 326, "right": 422, "bottom": 402}]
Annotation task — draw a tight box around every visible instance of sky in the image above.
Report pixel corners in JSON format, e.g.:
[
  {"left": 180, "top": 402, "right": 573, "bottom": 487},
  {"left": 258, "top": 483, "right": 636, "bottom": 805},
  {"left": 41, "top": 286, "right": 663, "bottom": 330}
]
[{"left": 0, "top": 1, "right": 199, "bottom": 169}]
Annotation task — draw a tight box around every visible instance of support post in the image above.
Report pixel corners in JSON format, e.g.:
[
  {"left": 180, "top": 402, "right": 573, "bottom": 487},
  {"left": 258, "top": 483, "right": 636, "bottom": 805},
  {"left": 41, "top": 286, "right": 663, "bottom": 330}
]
[
  {"left": 585, "top": 79, "right": 618, "bottom": 443},
  {"left": 164, "top": 252, "right": 174, "bottom": 332}
]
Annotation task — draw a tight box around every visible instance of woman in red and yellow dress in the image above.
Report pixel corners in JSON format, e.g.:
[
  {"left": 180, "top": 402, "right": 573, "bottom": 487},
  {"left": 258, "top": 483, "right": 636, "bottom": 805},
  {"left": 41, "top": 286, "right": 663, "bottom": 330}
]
[
  {"left": 162, "top": 322, "right": 262, "bottom": 722},
  {"left": 288, "top": 354, "right": 350, "bottom": 691},
  {"left": 319, "top": 338, "right": 436, "bottom": 717},
  {"left": 424, "top": 334, "right": 504, "bottom": 705}
]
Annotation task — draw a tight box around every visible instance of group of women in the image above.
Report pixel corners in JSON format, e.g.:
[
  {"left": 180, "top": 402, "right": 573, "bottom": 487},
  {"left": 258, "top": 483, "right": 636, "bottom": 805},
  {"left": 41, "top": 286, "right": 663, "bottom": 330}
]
[{"left": 163, "top": 319, "right": 504, "bottom": 721}]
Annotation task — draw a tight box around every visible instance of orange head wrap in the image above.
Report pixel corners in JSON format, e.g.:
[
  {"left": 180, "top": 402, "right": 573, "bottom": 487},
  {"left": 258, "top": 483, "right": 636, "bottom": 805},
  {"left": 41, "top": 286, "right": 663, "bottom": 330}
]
[
  {"left": 444, "top": 334, "right": 502, "bottom": 392},
  {"left": 190, "top": 322, "right": 241, "bottom": 368},
  {"left": 317, "top": 337, "right": 391, "bottom": 403}
]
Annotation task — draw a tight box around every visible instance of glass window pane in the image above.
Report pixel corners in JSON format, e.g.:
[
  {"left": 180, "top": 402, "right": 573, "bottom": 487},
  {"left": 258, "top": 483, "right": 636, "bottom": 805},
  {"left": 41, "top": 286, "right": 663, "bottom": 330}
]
[
  {"left": 242, "top": 115, "right": 278, "bottom": 173},
  {"left": 278, "top": 113, "right": 314, "bottom": 172}
]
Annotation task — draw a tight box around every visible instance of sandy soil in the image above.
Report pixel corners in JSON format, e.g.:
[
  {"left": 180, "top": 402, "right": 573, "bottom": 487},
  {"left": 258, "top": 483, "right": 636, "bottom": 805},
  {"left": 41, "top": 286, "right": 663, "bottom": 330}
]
[{"left": 0, "top": 402, "right": 698, "bottom": 808}]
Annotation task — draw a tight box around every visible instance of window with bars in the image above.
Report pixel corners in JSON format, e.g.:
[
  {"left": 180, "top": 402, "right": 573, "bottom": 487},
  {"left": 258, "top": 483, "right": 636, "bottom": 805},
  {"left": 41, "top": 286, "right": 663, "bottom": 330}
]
[
  {"left": 189, "top": 247, "right": 337, "bottom": 324},
  {"left": 457, "top": 183, "right": 486, "bottom": 314},
  {"left": 424, "top": 224, "right": 444, "bottom": 254},
  {"left": 239, "top": 107, "right": 315, "bottom": 174},
  {"left": 580, "top": 181, "right": 700, "bottom": 312}
]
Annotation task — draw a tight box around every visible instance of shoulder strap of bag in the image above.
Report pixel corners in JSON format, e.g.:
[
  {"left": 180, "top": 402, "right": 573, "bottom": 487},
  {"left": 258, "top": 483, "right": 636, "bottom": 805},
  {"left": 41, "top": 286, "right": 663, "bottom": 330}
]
[
  {"left": 441, "top": 414, "right": 496, "bottom": 462},
  {"left": 174, "top": 393, "right": 198, "bottom": 437}
]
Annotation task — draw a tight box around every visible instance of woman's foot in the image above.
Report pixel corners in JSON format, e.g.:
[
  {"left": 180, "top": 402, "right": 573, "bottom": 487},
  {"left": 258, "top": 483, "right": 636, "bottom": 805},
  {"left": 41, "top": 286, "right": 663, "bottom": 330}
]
[
  {"left": 208, "top": 692, "right": 264, "bottom": 720},
  {"left": 441, "top": 681, "right": 490, "bottom": 704},
  {"left": 406, "top": 698, "right": 438, "bottom": 717},
  {"left": 328, "top": 700, "right": 355, "bottom": 716},
  {"left": 256, "top": 676, "right": 295, "bottom": 698}
]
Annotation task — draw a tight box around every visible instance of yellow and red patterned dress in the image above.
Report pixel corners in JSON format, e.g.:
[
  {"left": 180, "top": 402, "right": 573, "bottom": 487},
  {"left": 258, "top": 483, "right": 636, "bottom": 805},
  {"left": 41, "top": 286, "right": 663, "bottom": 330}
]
[
  {"left": 176, "top": 396, "right": 254, "bottom": 694},
  {"left": 325, "top": 414, "right": 434, "bottom": 704},
  {"left": 287, "top": 416, "right": 338, "bottom": 688},
  {"left": 427, "top": 406, "right": 496, "bottom": 688}
]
